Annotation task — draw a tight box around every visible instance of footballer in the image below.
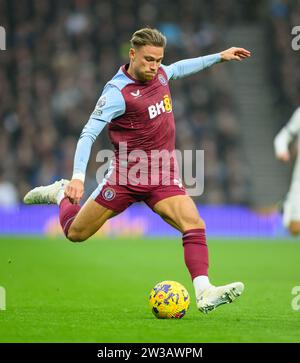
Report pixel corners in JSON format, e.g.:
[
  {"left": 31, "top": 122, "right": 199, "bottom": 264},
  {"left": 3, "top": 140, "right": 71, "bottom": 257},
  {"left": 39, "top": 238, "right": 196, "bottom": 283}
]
[{"left": 24, "top": 28, "right": 251, "bottom": 313}]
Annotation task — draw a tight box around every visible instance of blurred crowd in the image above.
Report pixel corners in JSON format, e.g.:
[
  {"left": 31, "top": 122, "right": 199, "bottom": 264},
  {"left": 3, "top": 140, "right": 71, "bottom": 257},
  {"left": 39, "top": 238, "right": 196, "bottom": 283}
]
[
  {"left": 268, "top": 0, "right": 300, "bottom": 120},
  {"left": 0, "top": 0, "right": 280, "bottom": 206}
]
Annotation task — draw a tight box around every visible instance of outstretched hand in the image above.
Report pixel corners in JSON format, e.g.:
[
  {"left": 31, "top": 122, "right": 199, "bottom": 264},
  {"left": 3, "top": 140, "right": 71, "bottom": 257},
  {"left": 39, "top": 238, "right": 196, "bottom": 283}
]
[
  {"left": 64, "top": 179, "right": 84, "bottom": 204},
  {"left": 276, "top": 151, "right": 290, "bottom": 163},
  {"left": 220, "top": 47, "right": 251, "bottom": 61}
]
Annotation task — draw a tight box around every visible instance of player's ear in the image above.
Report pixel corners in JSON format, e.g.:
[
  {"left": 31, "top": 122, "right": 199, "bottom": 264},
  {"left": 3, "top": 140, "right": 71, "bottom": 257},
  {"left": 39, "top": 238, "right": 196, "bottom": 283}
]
[{"left": 129, "top": 48, "right": 136, "bottom": 61}]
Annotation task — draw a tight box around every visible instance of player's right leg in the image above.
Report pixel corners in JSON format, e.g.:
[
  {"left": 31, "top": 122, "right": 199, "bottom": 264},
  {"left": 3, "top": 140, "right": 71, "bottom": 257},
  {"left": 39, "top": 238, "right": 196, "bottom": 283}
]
[
  {"left": 62, "top": 198, "right": 117, "bottom": 242},
  {"left": 23, "top": 179, "right": 117, "bottom": 242}
]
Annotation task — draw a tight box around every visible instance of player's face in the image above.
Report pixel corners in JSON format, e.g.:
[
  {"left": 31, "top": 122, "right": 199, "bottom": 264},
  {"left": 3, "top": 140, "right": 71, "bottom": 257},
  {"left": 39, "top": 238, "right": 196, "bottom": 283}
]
[{"left": 129, "top": 45, "right": 164, "bottom": 82}]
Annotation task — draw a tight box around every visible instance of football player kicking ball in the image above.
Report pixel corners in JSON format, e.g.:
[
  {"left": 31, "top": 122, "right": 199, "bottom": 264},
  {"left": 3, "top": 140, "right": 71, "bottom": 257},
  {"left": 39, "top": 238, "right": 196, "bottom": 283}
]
[{"left": 24, "top": 28, "right": 251, "bottom": 313}]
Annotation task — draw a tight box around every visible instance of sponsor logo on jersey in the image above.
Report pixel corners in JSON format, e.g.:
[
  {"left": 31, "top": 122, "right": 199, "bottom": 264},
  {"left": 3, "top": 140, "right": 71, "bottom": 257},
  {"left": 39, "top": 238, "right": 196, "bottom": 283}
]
[
  {"left": 130, "top": 89, "right": 141, "bottom": 98},
  {"left": 148, "top": 94, "right": 172, "bottom": 119},
  {"left": 158, "top": 74, "right": 167, "bottom": 86},
  {"left": 102, "top": 187, "right": 116, "bottom": 201}
]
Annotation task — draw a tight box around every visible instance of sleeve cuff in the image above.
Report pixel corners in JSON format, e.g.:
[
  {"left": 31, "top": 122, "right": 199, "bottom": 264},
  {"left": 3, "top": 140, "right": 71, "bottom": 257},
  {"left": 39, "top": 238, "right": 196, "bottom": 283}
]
[
  {"left": 71, "top": 172, "right": 85, "bottom": 183},
  {"left": 209, "top": 53, "right": 222, "bottom": 63}
]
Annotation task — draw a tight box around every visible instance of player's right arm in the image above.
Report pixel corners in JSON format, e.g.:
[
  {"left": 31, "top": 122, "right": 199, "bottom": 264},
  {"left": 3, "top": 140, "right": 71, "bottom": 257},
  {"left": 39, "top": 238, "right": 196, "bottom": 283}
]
[
  {"left": 274, "top": 107, "right": 300, "bottom": 162},
  {"left": 65, "top": 85, "right": 125, "bottom": 204}
]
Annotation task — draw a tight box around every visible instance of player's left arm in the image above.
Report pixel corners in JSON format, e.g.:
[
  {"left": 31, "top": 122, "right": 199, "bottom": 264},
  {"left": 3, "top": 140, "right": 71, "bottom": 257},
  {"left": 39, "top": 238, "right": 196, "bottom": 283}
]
[
  {"left": 274, "top": 128, "right": 292, "bottom": 162},
  {"left": 274, "top": 107, "right": 300, "bottom": 162},
  {"left": 162, "top": 47, "right": 251, "bottom": 80}
]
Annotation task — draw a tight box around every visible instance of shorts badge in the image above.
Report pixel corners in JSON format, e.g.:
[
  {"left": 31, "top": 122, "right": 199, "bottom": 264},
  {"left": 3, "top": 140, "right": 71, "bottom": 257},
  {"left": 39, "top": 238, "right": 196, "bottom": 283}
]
[{"left": 102, "top": 187, "right": 116, "bottom": 201}]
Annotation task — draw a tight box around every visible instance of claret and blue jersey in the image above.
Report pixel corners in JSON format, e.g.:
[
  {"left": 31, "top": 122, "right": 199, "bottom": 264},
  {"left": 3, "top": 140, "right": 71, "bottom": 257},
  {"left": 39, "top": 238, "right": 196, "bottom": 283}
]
[
  {"left": 72, "top": 53, "right": 221, "bottom": 182},
  {"left": 107, "top": 65, "right": 175, "bottom": 157}
]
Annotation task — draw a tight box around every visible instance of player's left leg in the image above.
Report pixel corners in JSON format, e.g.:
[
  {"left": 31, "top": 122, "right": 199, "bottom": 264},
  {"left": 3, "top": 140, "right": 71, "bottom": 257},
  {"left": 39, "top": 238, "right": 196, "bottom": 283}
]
[
  {"left": 151, "top": 194, "right": 244, "bottom": 314},
  {"left": 151, "top": 194, "right": 205, "bottom": 232}
]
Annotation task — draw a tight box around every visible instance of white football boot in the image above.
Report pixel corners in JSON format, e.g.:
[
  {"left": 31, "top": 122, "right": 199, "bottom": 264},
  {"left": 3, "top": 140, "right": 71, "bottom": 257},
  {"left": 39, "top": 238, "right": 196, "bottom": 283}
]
[
  {"left": 197, "top": 282, "right": 244, "bottom": 314},
  {"left": 23, "top": 179, "right": 69, "bottom": 205}
]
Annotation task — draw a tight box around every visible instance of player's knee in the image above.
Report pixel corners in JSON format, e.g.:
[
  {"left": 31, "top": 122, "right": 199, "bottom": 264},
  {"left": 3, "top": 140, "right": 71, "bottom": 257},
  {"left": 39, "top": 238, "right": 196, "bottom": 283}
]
[
  {"left": 181, "top": 215, "right": 205, "bottom": 230},
  {"left": 289, "top": 221, "right": 300, "bottom": 236},
  {"left": 67, "top": 227, "right": 88, "bottom": 243}
]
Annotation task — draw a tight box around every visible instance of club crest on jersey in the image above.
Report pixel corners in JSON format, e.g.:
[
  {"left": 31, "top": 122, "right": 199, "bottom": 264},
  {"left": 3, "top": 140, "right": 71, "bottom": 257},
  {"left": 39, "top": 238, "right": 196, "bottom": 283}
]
[
  {"left": 102, "top": 187, "right": 116, "bottom": 201},
  {"left": 158, "top": 74, "right": 167, "bottom": 86},
  {"left": 148, "top": 94, "right": 172, "bottom": 119},
  {"left": 130, "top": 89, "right": 141, "bottom": 98}
]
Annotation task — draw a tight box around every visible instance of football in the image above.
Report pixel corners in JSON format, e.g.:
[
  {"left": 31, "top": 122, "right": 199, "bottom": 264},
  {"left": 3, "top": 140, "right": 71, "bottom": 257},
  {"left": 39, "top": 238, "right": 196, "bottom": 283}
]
[{"left": 149, "top": 280, "right": 190, "bottom": 319}]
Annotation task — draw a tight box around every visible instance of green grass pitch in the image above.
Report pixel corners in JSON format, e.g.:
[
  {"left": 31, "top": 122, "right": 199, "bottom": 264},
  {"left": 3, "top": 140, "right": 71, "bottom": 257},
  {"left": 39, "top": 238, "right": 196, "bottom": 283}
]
[{"left": 0, "top": 236, "right": 299, "bottom": 342}]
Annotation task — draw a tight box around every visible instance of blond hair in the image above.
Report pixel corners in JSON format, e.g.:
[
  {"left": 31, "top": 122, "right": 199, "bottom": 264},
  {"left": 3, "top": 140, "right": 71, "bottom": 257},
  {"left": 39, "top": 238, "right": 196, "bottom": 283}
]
[{"left": 130, "top": 28, "right": 167, "bottom": 49}]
